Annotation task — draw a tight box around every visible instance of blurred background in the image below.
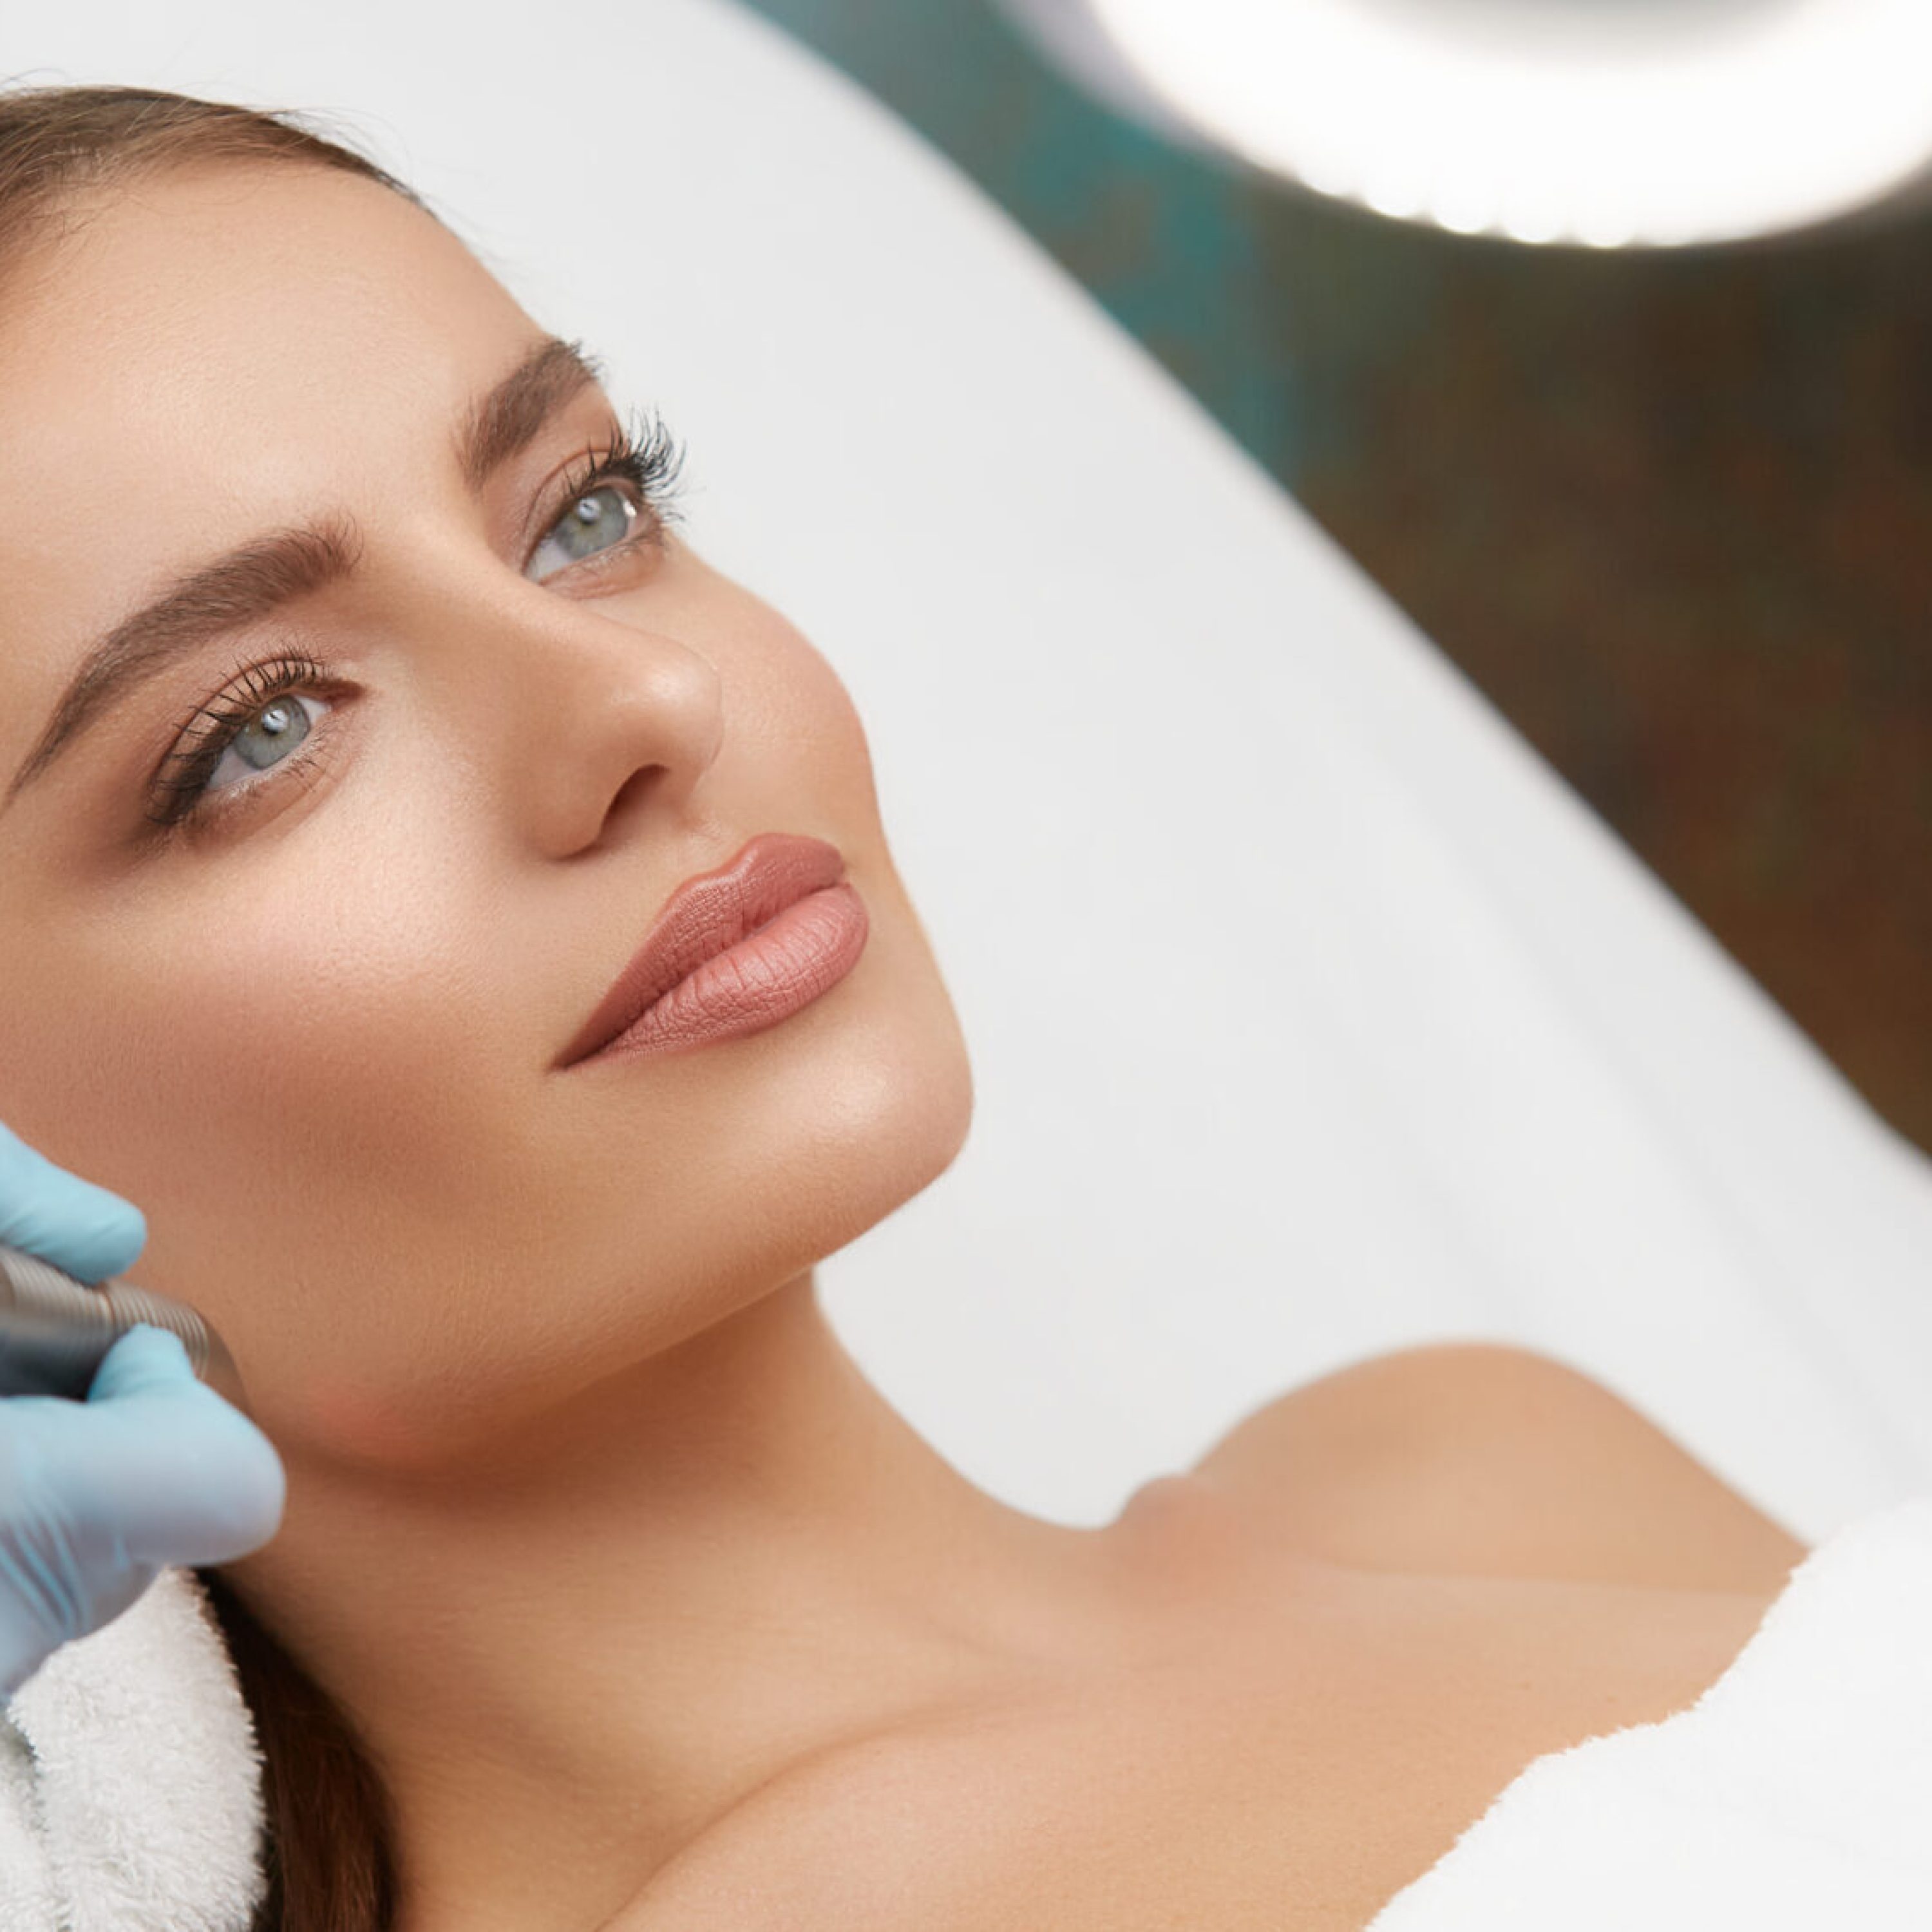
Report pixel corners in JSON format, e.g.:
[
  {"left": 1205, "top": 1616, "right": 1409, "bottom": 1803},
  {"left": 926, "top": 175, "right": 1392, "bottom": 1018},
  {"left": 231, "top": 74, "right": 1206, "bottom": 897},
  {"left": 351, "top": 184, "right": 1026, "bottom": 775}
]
[{"left": 744, "top": 0, "right": 1932, "bottom": 1160}]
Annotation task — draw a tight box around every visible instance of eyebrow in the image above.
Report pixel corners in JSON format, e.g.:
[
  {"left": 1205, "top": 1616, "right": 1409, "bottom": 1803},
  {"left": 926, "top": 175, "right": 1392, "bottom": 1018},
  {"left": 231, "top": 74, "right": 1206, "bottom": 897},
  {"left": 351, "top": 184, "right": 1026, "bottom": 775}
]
[{"left": 2, "top": 333, "right": 605, "bottom": 812}]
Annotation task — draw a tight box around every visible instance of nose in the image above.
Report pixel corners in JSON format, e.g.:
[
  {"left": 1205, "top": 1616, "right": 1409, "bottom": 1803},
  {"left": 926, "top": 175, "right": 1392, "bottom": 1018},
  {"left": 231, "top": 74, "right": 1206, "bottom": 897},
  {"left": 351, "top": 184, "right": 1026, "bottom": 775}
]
[{"left": 453, "top": 576, "right": 726, "bottom": 860}]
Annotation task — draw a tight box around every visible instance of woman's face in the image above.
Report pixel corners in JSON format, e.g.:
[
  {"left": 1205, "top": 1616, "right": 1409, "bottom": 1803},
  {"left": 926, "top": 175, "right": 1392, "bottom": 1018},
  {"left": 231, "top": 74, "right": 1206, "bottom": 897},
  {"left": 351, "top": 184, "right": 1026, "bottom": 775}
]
[{"left": 0, "top": 162, "right": 972, "bottom": 1470}]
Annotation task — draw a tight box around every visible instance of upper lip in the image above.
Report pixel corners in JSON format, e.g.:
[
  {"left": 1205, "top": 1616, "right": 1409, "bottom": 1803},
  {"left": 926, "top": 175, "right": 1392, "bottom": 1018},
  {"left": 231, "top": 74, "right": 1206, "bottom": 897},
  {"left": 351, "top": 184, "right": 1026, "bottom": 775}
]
[{"left": 555, "top": 831, "right": 848, "bottom": 1068}]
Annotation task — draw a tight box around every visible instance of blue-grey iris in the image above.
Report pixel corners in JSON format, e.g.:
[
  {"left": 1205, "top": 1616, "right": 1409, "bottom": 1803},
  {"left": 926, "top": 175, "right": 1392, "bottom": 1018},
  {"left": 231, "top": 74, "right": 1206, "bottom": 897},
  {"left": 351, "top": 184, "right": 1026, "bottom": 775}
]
[
  {"left": 555, "top": 486, "right": 632, "bottom": 563},
  {"left": 234, "top": 697, "right": 311, "bottom": 772}
]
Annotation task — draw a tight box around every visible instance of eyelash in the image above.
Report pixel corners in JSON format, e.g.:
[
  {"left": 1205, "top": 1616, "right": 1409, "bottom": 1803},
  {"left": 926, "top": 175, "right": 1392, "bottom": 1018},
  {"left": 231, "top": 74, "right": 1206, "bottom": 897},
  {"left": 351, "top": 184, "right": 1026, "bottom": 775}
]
[{"left": 144, "top": 408, "right": 688, "bottom": 834}]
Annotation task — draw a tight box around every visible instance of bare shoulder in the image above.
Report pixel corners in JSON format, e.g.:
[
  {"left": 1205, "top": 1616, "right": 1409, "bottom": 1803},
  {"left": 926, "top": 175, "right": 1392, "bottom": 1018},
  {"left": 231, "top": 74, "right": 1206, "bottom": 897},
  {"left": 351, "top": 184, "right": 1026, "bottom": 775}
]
[{"left": 1190, "top": 1340, "right": 1809, "bottom": 1592}]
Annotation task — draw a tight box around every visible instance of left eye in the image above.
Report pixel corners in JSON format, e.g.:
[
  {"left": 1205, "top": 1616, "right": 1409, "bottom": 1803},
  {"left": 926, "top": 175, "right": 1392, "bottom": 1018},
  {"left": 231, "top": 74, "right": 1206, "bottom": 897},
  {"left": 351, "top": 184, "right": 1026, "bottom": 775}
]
[{"left": 526, "top": 484, "right": 640, "bottom": 582}]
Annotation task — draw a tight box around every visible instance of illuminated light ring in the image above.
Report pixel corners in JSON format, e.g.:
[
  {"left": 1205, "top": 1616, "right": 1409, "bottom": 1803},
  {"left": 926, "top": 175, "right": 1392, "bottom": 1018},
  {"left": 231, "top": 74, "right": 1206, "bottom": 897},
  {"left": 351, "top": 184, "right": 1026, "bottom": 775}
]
[{"left": 1030, "top": 0, "right": 1932, "bottom": 249}]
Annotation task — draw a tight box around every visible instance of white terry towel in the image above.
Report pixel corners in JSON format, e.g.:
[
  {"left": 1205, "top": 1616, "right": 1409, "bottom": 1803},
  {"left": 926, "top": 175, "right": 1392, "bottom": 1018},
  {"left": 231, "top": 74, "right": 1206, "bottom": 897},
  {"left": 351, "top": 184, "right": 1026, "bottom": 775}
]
[
  {"left": 0, "top": 1566, "right": 265, "bottom": 1932},
  {"left": 1369, "top": 1495, "right": 1932, "bottom": 1928},
  {"left": 1, "top": 1501, "right": 1929, "bottom": 1931}
]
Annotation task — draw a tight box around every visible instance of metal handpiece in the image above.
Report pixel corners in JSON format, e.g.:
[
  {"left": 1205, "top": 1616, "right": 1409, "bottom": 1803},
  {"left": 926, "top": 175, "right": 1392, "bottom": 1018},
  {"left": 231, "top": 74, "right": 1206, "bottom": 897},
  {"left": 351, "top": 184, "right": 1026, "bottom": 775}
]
[{"left": 0, "top": 1242, "right": 249, "bottom": 1415}]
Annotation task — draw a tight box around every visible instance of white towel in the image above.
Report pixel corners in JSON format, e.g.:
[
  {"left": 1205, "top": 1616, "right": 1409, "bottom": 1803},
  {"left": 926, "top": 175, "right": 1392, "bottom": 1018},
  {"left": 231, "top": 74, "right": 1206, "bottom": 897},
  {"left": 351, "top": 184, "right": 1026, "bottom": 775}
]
[
  {"left": 2, "top": 1502, "right": 1928, "bottom": 1930},
  {"left": 0, "top": 1567, "right": 265, "bottom": 1932},
  {"left": 1368, "top": 1494, "right": 1932, "bottom": 1927}
]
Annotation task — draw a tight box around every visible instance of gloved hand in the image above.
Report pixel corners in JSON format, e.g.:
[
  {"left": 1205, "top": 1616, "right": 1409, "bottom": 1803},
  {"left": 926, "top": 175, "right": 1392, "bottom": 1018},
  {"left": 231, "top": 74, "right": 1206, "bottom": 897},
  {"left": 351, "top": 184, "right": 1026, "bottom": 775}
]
[{"left": 0, "top": 1120, "right": 285, "bottom": 1701}]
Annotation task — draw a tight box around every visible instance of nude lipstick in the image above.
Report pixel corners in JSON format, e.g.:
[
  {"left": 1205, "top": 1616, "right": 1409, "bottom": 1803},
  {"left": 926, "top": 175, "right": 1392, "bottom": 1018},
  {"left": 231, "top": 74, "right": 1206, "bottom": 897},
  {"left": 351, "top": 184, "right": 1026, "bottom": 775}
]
[{"left": 556, "top": 831, "right": 868, "bottom": 1069}]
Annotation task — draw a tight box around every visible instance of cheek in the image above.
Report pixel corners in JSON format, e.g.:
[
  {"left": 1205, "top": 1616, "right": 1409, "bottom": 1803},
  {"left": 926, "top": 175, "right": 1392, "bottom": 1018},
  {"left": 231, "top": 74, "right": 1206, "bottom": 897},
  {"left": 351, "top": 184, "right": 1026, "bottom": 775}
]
[
  {"left": 18, "top": 831, "right": 515, "bottom": 1260},
  {"left": 20, "top": 836, "right": 553, "bottom": 1457}
]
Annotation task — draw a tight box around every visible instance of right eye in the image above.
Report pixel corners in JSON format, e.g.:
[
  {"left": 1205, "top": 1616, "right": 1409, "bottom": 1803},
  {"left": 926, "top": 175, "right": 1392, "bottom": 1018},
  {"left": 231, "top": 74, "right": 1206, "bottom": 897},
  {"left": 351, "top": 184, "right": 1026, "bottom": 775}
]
[{"left": 147, "top": 654, "right": 343, "bottom": 831}]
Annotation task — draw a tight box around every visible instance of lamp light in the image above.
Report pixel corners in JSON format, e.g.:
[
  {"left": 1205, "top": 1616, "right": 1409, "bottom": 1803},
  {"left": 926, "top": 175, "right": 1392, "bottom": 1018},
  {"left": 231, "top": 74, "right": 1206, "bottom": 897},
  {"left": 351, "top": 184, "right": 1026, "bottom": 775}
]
[{"left": 996, "top": 0, "right": 1932, "bottom": 248}]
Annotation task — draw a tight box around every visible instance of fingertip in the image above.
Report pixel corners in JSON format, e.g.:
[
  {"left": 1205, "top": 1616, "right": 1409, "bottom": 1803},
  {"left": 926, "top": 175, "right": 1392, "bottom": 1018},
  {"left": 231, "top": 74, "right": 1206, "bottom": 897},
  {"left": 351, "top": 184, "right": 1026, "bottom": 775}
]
[
  {"left": 62, "top": 1195, "right": 149, "bottom": 1284},
  {"left": 0, "top": 1126, "right": 147, "bottom": 1282},
  {"left": 231, "top": 1437, "right": 289, "bottom": 1549}
]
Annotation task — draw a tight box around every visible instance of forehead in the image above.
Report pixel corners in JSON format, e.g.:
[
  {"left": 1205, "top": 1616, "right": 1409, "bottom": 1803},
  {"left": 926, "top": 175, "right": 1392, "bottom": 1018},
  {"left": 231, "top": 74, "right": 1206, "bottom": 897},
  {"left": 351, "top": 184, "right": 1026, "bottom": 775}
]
[{"left": 0, "top": 164, "right": 535, "bottom": 678}]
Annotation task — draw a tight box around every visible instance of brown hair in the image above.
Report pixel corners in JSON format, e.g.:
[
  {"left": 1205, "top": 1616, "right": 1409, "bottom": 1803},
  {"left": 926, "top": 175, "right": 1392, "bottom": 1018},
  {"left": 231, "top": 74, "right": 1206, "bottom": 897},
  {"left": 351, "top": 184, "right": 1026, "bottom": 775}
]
[{"left": 0, "top": 79, "right": 422, "bottom": 1932}]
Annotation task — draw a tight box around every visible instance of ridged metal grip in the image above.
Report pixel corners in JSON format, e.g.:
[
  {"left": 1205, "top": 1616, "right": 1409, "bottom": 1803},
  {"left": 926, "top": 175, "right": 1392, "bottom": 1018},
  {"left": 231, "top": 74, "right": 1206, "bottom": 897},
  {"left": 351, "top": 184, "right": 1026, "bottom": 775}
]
[{"left": 0, "top": 1243, "right": 249, "bottom": 1413}]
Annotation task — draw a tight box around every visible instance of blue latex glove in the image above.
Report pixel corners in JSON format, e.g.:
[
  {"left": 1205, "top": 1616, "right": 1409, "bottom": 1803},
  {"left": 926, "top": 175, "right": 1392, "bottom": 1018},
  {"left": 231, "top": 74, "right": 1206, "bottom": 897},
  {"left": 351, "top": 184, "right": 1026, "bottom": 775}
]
[{"left": 0, "top": 1121, "right": 285, "bottom": 1701}]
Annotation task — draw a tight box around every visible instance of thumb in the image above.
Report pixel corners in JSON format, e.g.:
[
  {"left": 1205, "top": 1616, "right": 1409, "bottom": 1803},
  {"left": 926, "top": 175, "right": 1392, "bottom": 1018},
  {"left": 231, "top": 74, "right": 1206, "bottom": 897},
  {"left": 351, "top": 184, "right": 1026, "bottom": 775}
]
[{"left": 86, "top": 1326, "right": 288, "bottom": 1566}]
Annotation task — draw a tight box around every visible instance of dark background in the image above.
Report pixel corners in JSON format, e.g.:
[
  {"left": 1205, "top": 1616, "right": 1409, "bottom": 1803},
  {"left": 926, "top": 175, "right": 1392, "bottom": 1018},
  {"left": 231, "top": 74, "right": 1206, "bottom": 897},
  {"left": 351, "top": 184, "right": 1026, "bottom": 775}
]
[{"left": 749, "top": 0, "right": 1932, "bottom": 1160}]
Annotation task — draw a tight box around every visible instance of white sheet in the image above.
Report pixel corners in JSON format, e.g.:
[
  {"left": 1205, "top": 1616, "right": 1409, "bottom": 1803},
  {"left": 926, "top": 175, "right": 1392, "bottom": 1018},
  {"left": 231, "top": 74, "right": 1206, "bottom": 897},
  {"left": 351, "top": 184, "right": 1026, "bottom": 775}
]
[
  {"left": 1368, "top": 1495, "right": 1932, "bottom": 1927},
  {"left": 12, "top": 0, "right": 1932, "bottom": 1546}
]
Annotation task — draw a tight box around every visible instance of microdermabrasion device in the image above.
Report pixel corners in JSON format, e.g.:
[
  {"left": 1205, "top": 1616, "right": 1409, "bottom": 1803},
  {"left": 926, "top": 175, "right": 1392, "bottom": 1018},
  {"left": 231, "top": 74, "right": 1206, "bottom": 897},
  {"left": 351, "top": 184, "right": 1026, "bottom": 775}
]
[{"left": 0, "top": 1242, "right": 248, "bottom": 1413}]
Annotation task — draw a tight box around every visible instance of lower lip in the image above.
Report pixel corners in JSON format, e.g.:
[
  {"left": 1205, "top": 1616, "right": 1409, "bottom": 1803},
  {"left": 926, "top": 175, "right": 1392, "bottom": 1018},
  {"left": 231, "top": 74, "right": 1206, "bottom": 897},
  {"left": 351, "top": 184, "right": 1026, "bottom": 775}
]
[{"left": 580, "top": 882, "right": 869, "bottom": 1066}]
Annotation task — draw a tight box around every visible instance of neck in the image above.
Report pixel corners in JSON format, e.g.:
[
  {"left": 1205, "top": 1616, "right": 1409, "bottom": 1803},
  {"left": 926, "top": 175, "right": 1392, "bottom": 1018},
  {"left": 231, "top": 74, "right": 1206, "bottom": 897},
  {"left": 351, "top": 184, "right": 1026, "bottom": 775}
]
[{"left": 223, "top": 1271, "right": 1135, "bottom": 1928}]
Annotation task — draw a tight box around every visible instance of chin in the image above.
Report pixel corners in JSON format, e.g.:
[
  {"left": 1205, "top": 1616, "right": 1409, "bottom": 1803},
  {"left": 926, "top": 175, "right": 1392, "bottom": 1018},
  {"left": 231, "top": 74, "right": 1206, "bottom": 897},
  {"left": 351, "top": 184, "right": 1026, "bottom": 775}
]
[
  {"left": 756, "top": 969, "right": 976, "bottom": 1272},
  {"left": 287, "top": 957, "right": 976, "bottom": 1476}
]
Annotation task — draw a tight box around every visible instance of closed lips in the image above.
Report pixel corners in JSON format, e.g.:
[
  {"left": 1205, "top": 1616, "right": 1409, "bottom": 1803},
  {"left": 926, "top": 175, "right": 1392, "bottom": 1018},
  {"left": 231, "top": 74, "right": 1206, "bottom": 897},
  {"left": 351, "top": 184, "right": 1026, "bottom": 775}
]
[{"left": 556, "top": 831, "right": 848, "bottom": 1068}]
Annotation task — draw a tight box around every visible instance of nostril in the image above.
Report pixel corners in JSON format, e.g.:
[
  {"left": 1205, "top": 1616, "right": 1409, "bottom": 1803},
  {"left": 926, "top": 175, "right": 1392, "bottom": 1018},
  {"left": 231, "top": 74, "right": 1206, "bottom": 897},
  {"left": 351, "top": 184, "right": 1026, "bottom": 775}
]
[{"left": 606, "top": 765, "right": 659, "bottom": 829}]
